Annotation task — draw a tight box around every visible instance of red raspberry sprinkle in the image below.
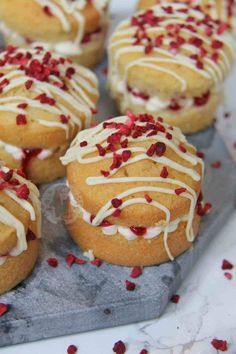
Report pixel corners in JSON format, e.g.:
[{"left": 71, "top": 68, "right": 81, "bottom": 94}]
[
  {"left": 16, "top": 184, "right": 30, "bottom": 199},
  {"left": 65, "top": 67, "right": 75, "bottom": 79},
  {"left": 0, "top": 169, "right": 13, "bottom": 181},
  {"left": 156, "top": 142, "right": 166, "bottom": 157},
  {"left": 25, "top": 80, "right": 33, "bottom": 90},
  {"left": 224, "top": 272, "right": 233, "bottom": 280},
  {"left": 91, "top": 259, "right": 102, "bottom": 267},
  {"left": 211, "top": 339, "right": 228, "bottom": 351},
  {"left": 144, "top": 194, "right": 152, "bottom": 203},
  {"left": 65, "top": 254, "right": 76, "bottom": 267},
  {"left": 160, "top": 166, "right": 168, "bottom": 178},
  {"left": 80, "top": 141, "right": 88, "bottom": 147},
  {"left": 47, "top": 258, "right": 58, "bottom": 268},
  {"left": 113, "top": 340, "right": 126, "bottom": 354},
  {"left": 111, "top": 198, "right": 122, "bottom": 208},
  {"left": 146, "top": 143, "right": 157, "bottom": 157},
  {"left": 0, "top": 303, "right": 9, "bottom": 317},
  {"left": 43, "top": 5, "right": 53, "bottom": 16},
  {"left": 211, "top": 160, "right": 221, "bottom": 168},
  {"left": 222, "top": 259, "right": 233, "bottom": 270},
  {"left": 130, "top": 226, "right": 146, "bottom": 236},
  {"left": 17, "top": 103, "right": 28, "bottom": 109},
  {"left": 197, "top": 151, "right": 204, "bottom": 158},
  {"left": 122, "top": 150, "right": 131, "bottom": 162},
  {"left": 67, "top": 344, "right": 78, "bottom": 354},
  {"left": 96, "top": 144, "right": 106, "bottom": 156},
  {"left": 101, "top": 170, "right": 110, "bottom": 177},
  {"left": 112, "top": 209, "right": 121, "bottom": 217},
  {"left": 75, "top": 258, "right": 87, "bottom": 265},
  {"left": 16, "top": 114, "right": 27, "bottom": 125},
  {"left": 139, "top": 350, "right": 148, "bottom": 354},
  {"left": 60, "top": 114, "right": 70, "bottom": 124},
  {"left": 130, "top": 266, "right": 142, "bottom": 278},
  {"left": 175, "top": 188, "right": 186, "bottom": 195},
  {"left": 211, "top": 39, "right": 223, "bottom": 49},
  {"left": 171, "top": 294, "right": 180, "bottom": 304},
  {"left": 125, "top": 280, "right": 136, "bottom": 291},
  {"left": 179, "top": 144, "right": 187, "bottom": 153}
]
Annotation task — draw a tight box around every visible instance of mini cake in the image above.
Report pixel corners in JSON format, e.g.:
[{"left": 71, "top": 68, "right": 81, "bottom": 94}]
[
  {"left": 0, "top": 163, "right": 41, "bottom": 294},
  {"left": 137, "top": 0, "right": 236, "bottom": 33},
  {"left": 0, "top": 0, "right": 110, "bottom": 68},
  {"left": 62, "top": 113, "right": 205, "bottom": 266},
  {"left": 0, "top": 46, "right": 98, "bottom": 184},
  {"left": 108, "top": 3, "right": 235, "bottom": 134}
]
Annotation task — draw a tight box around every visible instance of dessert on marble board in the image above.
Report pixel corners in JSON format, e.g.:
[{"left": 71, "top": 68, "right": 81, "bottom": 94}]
[
  {"left": 0, "top": 163, "right": 41, "bottom": 294},
  {"left": 0, "top": 46, "right": 99, "bottom": 184},
  {"left": 0, "top": 0, "right": 110, "bottom": 68},
  {"left": 108, "top": 2, "right": 235, "bottom": 134},
  {"left": 62, "top": 113, "right": 205, "bottom": 266},
  {"left": 137, "top": 0, "right": 236, "bottom": 34}
]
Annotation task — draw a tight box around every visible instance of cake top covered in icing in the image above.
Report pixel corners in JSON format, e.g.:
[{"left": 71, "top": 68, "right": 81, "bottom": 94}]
[
  {"left": 109, "top": 2, "right": 235, "bottom": 94},
  {"left": 0, "top": 46, "right": 98, "bottom": 147}
]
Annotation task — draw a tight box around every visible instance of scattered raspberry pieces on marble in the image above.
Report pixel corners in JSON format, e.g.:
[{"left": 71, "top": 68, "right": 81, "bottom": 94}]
[
  {"left": 65, "top": 254, "right": 76, "bottom": 267},
  {"left": 224, "top": 272, "right": 233, "bottom": 280},
  {"left": 0, "top": 303, "right": 9, "bottom": 317},
  {"left": 171, "top": 294, "right": 180, "bottom": 304},
  {"left": 130, "top": 266, "right": 143, "bottom": 279},
  {"left": 211, "top": 160, "right": 222, "bottom": 168},
  {"left": 67, "top": 344, "right": 78, "bottom": 354},
  {"left": 113, "top": 340, "right": 126, "bottom": 354},
  {"left": 221, "top": 259, "right": 233, "bottom": 270},
  {"left": 211, "top": 338, "right": 228, "bottom": 351},
  {"left": 125, "top": 280, "right": 136, "bottom": 291},
  {"left": 139, "top": 349, "right": 148, "bottom": 354},
  {"left": 75, "top": 258, "right": 87, "bottom": 265},
  {"left": 101, "top": 66, "right": 108, "bottom": 76},
  {"left": 91, "top": 259, "right": 102, "bottom": 267},
  {"left": 47, "top": 258, "right": 58, "bottom": 268}
]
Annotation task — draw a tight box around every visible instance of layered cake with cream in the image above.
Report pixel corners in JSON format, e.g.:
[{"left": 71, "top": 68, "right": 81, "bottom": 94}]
[
  {"left": 62, "top": 113, "right": 206, "bottom": 266},
  {"left": 0, "top": 46, "right": 98, "bottom": 184},
  {"left": 108, "top": 2, "right": 235, "bottom": 133}
]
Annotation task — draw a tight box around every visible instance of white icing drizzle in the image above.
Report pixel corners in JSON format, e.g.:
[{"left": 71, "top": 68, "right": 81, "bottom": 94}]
[
  {"left": 0, "top": 47, "right": 98, "bottom": 139},
  {"left": 62, "top": 115, "right": 204, "bottom": 260},
  {"left": 108, "top": 3, "right": 235, "bottom": 110},
  {"left": 0, "top": 165, "right": 41, "bottom": 265}
]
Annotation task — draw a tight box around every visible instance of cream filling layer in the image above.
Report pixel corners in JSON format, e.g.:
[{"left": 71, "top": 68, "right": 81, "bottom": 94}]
[
  {"left": 0, "top": 140, "right": 54, "bottom": 161},
  {"left": 69, "top": 191, "right": 188, "bottom": 241},
  {"left": 115, "top": 79, "right": 215, "bottom": 114}
]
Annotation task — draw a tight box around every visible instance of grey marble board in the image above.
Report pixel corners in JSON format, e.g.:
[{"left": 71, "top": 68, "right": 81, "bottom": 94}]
[{"left": 0, "top": 58, "right": 236, "bottom": 347}]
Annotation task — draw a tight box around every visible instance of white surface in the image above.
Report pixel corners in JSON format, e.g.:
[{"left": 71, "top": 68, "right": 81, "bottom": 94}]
[{"left": 2, "top": 1, "right": 236, "bottom": 353}]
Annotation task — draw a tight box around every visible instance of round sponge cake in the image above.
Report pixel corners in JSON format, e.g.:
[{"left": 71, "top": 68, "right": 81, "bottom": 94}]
[
  {"left": 62, "top": 113, "right": 205, "bottom": 266},
  {"left": 108, "top": 3, "right": 235, "bottom": 133},
  {"left": 0, "top": 164, "right": 41, "bottom": 294},
  {"left": 0, "top": 46, "right": 98, "bottom": 184}
]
